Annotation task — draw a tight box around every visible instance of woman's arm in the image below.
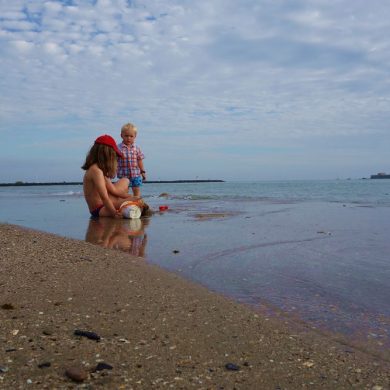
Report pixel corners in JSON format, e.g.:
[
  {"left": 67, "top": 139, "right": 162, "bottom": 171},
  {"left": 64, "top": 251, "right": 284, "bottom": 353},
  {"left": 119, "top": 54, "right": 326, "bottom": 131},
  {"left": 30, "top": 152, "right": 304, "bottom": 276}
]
[{"left": 93, "top": 171, "right": 119, "bottom": 216}]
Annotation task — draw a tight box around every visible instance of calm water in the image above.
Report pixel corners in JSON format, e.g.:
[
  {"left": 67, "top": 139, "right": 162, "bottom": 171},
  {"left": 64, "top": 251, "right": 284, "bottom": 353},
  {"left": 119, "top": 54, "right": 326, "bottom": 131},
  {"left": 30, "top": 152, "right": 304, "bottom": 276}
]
[{"left": 1, "top": 180, "right": 389, "bottom": 354}]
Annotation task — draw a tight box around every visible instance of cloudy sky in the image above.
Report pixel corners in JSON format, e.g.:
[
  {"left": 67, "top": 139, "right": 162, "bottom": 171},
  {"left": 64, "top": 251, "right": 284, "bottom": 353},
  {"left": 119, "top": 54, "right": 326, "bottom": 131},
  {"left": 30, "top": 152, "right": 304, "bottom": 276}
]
[{"left": 1, "top": 0, "right": 389, "bottom": 182}]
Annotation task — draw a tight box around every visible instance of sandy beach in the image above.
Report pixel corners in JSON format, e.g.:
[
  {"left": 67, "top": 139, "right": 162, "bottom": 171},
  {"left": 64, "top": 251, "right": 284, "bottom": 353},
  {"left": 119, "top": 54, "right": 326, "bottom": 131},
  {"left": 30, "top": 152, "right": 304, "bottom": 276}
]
[{"left": 0, "top": 223, "right": 389, "bottom": 389}]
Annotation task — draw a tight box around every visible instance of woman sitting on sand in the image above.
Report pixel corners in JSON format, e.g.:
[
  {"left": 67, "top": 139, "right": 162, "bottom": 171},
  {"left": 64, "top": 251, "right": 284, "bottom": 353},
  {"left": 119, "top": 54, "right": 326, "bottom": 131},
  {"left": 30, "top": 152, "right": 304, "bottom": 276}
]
[{"left": 82, "top": 134, "right": 148, "bottom": 218}]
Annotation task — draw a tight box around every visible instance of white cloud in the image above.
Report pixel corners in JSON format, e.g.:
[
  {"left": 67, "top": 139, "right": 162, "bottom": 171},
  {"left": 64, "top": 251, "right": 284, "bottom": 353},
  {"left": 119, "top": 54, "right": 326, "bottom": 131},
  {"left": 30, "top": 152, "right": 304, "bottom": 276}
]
[
  {"left": 0, "top": 19, "right": 34, "bottom": 30},
  {"left": 12, "top": 39, "right": 34, "bottom": 51},
  {"left": 0, "top": 0, "right": 389, "bottom": 181}
]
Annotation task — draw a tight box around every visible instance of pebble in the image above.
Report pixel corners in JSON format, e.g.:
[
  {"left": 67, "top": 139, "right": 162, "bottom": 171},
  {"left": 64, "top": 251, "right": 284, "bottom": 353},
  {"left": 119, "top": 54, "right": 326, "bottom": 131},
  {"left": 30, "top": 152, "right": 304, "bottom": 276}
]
[
  {"left": 1, "top": 304, "right": 15, "bottom": 310},
  {"left": 38, "top": 362, "right": 51, "bottom": 369},
  {"left": 94, "top": 362, "right": 113, "bottom": 372},
  {"left": 65, "top": 366, "right": 88, "bottom": 382},
  {"left": 74, "top": 329, "right": 101, "bottom": 341},
  {"left": 225, "top": 363, "right": 240, "bottom": 371}
]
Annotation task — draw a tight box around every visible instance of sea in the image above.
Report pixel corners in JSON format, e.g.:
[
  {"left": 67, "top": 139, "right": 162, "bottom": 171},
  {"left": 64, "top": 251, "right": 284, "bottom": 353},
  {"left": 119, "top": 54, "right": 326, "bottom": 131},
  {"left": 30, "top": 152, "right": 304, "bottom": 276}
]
[{"left": 1, "top": 179, "right": 389, "bottom": 356}]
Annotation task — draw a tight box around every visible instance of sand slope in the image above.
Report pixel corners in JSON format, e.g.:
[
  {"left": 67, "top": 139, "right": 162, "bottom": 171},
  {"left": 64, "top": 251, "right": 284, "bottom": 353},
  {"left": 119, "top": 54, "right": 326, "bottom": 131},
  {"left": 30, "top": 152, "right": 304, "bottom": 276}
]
[{"left": 0, "top": 224, "right": 389, "bottom": 389}]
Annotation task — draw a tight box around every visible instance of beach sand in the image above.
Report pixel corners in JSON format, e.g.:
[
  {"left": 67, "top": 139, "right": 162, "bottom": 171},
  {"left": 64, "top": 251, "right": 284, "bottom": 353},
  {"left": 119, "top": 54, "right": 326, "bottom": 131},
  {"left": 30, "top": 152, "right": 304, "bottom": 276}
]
[{"left": 0, "top": 223, "right": 389, "bottom": 389}]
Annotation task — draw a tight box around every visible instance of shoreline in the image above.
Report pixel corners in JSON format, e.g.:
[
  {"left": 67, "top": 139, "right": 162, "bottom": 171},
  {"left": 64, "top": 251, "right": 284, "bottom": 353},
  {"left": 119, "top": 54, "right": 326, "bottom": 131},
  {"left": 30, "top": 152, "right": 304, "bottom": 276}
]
[{"left": 0, "top": 223, "right": 389, "bottom": 388}]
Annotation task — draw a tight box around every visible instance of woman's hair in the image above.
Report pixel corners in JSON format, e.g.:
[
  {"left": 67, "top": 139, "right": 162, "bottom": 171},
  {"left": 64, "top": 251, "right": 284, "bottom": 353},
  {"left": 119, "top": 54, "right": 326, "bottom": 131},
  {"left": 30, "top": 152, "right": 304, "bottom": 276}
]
[{"left": 81, "top": 143, "right": 117, "bottom": 178}]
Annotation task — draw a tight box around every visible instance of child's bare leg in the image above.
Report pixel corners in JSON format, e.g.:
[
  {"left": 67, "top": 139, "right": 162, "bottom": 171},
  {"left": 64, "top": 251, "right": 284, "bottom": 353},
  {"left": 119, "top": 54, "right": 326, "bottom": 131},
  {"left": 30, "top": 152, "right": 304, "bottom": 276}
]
[{"left": 132, "top": 186, "right": 141, "bottom": 197}]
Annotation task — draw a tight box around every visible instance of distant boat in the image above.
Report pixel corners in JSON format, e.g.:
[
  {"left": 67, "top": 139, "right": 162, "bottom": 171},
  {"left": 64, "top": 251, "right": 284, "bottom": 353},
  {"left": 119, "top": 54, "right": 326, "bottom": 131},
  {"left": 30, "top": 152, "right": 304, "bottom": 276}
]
[{"left": 370, "top": 172, "right": 390, "bottom": 179}]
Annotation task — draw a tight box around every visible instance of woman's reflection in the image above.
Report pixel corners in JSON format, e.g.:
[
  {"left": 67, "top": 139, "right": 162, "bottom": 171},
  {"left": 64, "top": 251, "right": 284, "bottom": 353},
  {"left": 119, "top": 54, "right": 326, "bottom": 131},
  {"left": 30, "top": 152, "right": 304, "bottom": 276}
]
[{"left": 85, "top": 217, "right": 149, "bottom": 257}]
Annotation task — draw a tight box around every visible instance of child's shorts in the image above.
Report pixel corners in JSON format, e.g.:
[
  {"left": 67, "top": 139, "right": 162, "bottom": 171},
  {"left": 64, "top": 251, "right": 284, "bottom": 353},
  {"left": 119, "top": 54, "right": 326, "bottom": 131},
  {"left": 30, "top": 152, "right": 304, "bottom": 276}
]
[{"left": 130, "top": 176, "right": 143, "bottom": 187}]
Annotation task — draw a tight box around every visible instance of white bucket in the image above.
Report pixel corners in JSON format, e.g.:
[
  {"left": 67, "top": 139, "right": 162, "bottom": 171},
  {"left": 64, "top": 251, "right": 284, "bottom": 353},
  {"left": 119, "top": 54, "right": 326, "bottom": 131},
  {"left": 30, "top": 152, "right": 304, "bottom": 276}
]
[{"left": 121, "top": 205, "right": 141, "bottom": 219}]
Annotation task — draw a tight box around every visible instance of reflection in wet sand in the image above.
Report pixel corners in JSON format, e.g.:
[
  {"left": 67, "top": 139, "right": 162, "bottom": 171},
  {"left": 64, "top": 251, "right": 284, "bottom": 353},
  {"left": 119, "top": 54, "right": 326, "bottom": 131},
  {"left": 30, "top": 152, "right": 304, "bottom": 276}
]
[{"left": 85, "top": 217, "right": 150, "bottom": 257}]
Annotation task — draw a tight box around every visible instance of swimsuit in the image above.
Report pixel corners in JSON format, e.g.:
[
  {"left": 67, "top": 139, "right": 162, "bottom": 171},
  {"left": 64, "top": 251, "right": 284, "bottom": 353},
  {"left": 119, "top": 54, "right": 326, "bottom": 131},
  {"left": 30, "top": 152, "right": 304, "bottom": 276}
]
[{"left": 90, "top": 204, "right": 104, "bottom": 218}]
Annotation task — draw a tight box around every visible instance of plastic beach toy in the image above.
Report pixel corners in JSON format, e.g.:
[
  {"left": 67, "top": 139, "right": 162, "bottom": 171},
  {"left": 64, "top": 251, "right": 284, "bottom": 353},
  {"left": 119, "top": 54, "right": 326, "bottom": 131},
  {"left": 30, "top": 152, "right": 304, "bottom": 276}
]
[
  {"left": 119, "top": 201, "right": 142, "bottom": 219},
  {"left": 159, "top": 205, "right": 169, "bottom": 211},
  {"left": 122, "top": 205, "right": 141, "bottom": 219}
]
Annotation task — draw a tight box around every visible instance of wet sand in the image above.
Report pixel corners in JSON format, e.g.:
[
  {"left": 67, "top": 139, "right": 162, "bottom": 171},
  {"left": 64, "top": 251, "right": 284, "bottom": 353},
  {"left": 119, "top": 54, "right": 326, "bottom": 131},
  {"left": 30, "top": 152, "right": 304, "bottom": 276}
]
[{"left": 0, "top": 223, "right": 389, "bottom": 389}]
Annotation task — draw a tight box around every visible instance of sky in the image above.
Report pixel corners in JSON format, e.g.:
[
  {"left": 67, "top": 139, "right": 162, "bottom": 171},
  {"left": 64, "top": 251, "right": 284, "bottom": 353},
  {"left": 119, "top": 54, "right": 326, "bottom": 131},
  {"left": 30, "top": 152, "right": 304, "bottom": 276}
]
[{"left": 0, "top": 0, "right": 389, "bottom": 182}]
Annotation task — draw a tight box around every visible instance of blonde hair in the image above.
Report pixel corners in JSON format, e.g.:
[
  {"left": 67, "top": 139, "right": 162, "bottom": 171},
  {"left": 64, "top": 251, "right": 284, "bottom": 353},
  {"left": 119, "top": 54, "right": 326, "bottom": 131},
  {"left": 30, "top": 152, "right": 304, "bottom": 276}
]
[
  {"left": 81, "top": 143, "right": 118, "bottom": 178},
  {"left": 121, "top": 122, "right": 137, "bottom": 135}
]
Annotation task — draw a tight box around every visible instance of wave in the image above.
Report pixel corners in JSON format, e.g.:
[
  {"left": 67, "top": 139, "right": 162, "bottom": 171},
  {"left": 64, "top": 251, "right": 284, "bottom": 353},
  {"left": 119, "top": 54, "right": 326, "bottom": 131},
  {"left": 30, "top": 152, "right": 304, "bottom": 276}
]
[
  {"left": 1, "top": 180, "right": 389, "bottom": 206},
  {"left": 0, "top": 189, "right": 83, "bottom": 198},
  {"left": 47, "top": 191, "right": 83, "bottom": 197}
]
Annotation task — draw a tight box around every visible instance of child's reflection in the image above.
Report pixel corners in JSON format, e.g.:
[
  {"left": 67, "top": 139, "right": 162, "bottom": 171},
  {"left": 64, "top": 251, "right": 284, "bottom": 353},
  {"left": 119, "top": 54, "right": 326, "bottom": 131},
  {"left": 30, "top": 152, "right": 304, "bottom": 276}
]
[{"left": 85, "top": 217, "right": 149, "bottom": 257}]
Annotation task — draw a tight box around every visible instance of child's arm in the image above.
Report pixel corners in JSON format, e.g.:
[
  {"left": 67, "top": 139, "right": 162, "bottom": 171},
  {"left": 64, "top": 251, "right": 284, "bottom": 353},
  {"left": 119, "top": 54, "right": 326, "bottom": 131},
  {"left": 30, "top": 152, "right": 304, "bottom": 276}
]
[{"left": 138, "top": 159, "right": 146, "bottom": 180}]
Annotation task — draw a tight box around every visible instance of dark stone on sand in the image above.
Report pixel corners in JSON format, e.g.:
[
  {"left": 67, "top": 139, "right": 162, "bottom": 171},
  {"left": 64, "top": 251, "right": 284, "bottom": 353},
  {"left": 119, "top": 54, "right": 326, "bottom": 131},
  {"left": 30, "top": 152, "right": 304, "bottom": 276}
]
[
  {"left": 94, "top": 362, "right": 113, "bottom": 372},
  {"left": 5, "top": 348, "right": 16, "bottom": 352},
  {"left": 74, "top": 329, "right": 101, "bottom": 341},
  {"left": 1, "top": 303, "right": 15, "bottom": 310},
  {"left": 173, "top": 250, "right": 180, "bottom": 254},
  {"left": 65, "top": 366, "right": 88, "bottom": 382},
  {"left": 42, "top": 329, "right": 53, "bottom": 336},
  {"left": 38, "top": 362, "right": 51, "bottom": 368},
  {"left": 225, "top": 363, "right": 240, "bottom": 371},
  {"left": 79, "top": 256, "right": 92, "bottom": 262}
]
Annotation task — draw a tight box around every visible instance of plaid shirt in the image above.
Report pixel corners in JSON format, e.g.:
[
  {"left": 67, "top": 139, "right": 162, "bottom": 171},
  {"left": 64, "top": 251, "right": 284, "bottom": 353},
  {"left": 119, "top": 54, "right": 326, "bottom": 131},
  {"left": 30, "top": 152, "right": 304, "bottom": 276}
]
[{"left": 117, "top": 142, "right": 145, "bottom": 179}]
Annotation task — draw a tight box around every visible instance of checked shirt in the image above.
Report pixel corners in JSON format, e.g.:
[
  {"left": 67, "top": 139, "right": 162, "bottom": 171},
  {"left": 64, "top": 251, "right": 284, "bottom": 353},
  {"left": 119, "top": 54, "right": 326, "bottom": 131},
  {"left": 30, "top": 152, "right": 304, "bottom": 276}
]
[{"left": 117, "top": 142, "right": 145, "bottom": 179}]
